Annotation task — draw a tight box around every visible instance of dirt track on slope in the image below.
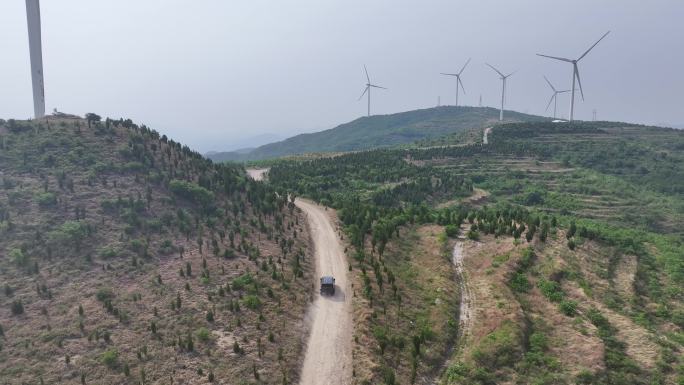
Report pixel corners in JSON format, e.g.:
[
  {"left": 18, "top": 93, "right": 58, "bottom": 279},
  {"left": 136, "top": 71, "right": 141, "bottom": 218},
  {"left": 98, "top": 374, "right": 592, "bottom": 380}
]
[
  {"left": 452, "top": 237, "right": 474, "bottom": 353},
  {"left": 483, "top": 127, "right": 492, "bottom": 144},
  {"left": 296, "top": 199, "right": 353, "bottom": 385}
]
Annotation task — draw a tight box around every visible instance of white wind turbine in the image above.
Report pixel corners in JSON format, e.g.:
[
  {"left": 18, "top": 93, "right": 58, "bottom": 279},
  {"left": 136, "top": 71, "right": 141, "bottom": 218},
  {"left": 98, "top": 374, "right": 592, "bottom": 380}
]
[
  {"left": 358, "top": 65, "right": 387, "bottom": 117},
  {"left": 485, "top": 63, "right": 515, "bottom": 121},
  {"left": 440, "top": 58, "right": 471, "bottom": 106},
  {"left": 543, "top": 76, "right": 570, "bottom": 119},
  {"left": 25, "top": 0, "right": 45, "bottom": 118},
  {"left": 536, "top": 31, "right": 610, "bottom": 121}
]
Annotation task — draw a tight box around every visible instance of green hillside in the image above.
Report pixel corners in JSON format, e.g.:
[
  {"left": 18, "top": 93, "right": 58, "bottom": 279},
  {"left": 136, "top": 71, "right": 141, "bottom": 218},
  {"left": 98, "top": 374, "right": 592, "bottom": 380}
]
[
  {"left": 208, "top": 106, "right": 548, "bottom": 162},
  {"left": 266, "top": 121, "right": 684, "bottom": 385}
]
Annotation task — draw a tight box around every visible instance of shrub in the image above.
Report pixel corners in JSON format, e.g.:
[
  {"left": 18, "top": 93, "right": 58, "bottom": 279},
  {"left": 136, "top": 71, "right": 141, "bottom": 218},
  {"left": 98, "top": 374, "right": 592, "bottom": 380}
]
[
  {"left": 233, "top": 341, "right": 243, "bottom": 354},
  {"left": 537, "top": 279, "right": 564, "bottom": 302},
  {"left": 36, "top": 192, "right": 57, "bottom": 208},
  {"left": 467, "top": 229, "right": 480, "bottom": 241},
  {"left": 471, "top": 320, "right": 522, "bottom": 370},
  {"left": 196, "top": 327, "right": 210, "bottom": 342},
  {"left": 96, "top": 287, "right": 115, "bottom": 302},
  {"left": 559, "top": 300, "right": 577, "bottom": 316},
  {"left": 100, "top": 349, "right": 118, "bottom": 368},
  {"left": 169, "top": 180, "right": 214, "bottom": 206},
  {"left": 11, "top": 299, "right": 24, "bottom": 315},
  {"left": 9, "top": 248, "right": 28, "bottom": 267},
  {"left": 99, "top": 247, "right": 118, "bottom": 259},
  {"left": 49, "top": 221, "right": 89, "bottom": 251},
  {"left": 232, "top": 273, "right": 254, "bottom": 291},
  {"left": 510, "top": 273, "right": 531, "bottom": 293},
  {"left": 445, "top": 225, "right": 459, "bottom": 238},
  {"left": 243, "top": 295, "right": 261, "bottom": 310}
]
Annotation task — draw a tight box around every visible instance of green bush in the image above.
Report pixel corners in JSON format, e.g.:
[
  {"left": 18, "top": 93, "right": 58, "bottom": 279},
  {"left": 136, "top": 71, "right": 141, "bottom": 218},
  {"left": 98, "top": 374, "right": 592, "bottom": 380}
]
[
  {"left": 471, "top": 320, "right": 522, "bottom": 370},
  {"left": 537, "top": 279, "right": 564, "bottom": 302},
  {"left": 96, "top": 287, "right": 115, "bottom": 302},
  {"left": 169, "top": 180, "right": 214, "bottom": 206},
  {"left": 445, "top": 225, "right": 459, "bottom": 238},
  {"left": 559, "top": 300, "right": 577, "bottom": 316},
  {"left": 100, "top": 349, "right": 118, "bottom": 368},
  {"left": 36, "top": 192, "right": 57, "bottom": 208},
  {"left": 196, "top": 327, "right": 210, "bottom": 342},
  {"left": 232, "top": 273, "right": 254, "bottom": 291},
  {"left": 243, "top": 295, "right": 261, "bottom": 310},
  {"left": 510, "top": 273, "right": 531, "bottom": 293},
  {"left": 99, "top": 247, "right": 118, "bottom": 259},
  {"left": 9, "top": 248, "right": 28, "bottom": 267}
]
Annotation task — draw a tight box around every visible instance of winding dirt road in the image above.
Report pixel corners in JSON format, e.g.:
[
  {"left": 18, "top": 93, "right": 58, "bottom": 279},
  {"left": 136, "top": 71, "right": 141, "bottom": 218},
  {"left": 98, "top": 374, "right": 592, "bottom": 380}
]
[{"left": 296, "top": 199, "right": 353, "bottom": 385}]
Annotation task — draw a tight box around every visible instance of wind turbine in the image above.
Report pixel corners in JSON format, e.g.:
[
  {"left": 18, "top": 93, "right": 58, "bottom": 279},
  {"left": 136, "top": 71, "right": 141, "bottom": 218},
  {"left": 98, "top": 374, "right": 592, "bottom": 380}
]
[
  {"left": 485, "top": 63, "right": 515, "bottom": 121},
  {"left": 358, "top": 65, "right": 387, "bottom": 117},
  {"left": 25, "top": 0, "right": 46, "bottom": 119},
  {"left": 543, "top": 76, "right": 570, "bottom": 119},
  {"left": 536, "top": 31, "right": 610, "bottom": 121},
  {"left": 440, "top": 58, "right": 471, "bottom": 106}
]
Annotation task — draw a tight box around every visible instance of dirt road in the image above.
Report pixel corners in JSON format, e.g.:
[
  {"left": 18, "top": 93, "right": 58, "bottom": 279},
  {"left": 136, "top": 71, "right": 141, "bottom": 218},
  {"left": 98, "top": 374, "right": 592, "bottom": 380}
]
[
  {"left": 452, "top": 238, "right": 473, "bottom": 352},
  {"left": 246, "top": 168, "right": 268, "bottom": 181},
  {"left": 296, "top": 199, "right": 353, "bottom": 385},
  {"left": 483, "top": 127, "right": 492, "bottom": 144}
]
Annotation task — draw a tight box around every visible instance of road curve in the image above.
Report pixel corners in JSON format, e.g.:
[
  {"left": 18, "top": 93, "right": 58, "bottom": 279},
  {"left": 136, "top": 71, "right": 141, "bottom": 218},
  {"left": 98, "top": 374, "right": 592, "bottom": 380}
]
[{"left": 296, "top": 199, "right": 353, "bottom": 385}]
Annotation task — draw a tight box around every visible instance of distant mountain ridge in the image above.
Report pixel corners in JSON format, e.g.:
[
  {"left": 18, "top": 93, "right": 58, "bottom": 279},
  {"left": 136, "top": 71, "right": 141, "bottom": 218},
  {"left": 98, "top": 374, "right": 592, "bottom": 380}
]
[{"left": 207, "top": 106, "right": 549, "bottom": 162}]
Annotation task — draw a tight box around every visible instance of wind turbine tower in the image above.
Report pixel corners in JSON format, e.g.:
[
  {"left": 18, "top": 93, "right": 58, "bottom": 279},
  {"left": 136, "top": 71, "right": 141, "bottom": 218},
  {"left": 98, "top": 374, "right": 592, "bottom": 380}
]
[
  {"left": 25, "top": 0, "right": 45, "bottom": 119},
  {"left": 486, "top": 63, "right": 515, "bottom": 121},
  {"left": 440, "top": 58, "right": 470, "bottom": 106},
  {"left": 536, "top": 31, "right": 610, "bottom": 121},
  {"left": 358, "top": 65, "right": 387, "bottom": 117},
  {"left": 543, "top": 76, "right": 570, "bottom": 119}
]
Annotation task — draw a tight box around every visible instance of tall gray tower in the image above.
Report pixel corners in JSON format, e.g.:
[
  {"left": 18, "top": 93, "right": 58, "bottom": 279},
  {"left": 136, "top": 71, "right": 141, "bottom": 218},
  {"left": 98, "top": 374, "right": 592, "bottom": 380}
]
[{"left": 26, "top": 0, "right": 45, "bottom": 119}]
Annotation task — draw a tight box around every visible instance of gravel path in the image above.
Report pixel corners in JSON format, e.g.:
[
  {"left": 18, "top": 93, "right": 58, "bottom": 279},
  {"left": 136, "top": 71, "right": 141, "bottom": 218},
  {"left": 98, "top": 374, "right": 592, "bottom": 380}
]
[{"left": 296, "top": 199, "right": 353, "bottom": 385}]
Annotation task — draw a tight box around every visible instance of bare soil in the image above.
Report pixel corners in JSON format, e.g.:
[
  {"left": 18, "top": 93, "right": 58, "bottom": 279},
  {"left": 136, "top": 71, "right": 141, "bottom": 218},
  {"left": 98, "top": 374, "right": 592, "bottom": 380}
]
[{"left": 246, "top": 168, "right": 269, "bottom": 181}]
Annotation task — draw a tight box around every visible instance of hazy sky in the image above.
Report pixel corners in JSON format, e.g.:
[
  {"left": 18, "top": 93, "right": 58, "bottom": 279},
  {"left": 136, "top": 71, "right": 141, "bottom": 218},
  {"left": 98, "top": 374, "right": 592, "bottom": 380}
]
[{"left": 1, "top": 1, "right": 683, "bottom": 152}]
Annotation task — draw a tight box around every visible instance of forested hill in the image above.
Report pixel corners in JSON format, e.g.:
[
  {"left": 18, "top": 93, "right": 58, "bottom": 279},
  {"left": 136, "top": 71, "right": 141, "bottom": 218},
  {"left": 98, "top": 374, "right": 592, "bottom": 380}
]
[
  {"left": 0, "top": 116, "right": 311, "bottom": 384},
  {"left": 207, "top": 106, "right": 548, "bottom": 162}
]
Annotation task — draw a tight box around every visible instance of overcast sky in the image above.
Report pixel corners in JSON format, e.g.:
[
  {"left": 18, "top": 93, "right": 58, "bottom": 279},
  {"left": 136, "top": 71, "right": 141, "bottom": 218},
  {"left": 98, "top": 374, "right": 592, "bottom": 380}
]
[{"left": 1, "top": 0, "right": 683, "bottom": 152}]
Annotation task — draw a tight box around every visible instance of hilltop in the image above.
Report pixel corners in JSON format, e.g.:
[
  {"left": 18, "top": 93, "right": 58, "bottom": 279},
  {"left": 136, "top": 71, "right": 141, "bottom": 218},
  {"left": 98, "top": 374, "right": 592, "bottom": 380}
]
[
  {"left": 0, "top": 116, "right": 312, "bottom": 384},
  {"left": 207, "top": 106, "right": 548, "bottom": 162}
]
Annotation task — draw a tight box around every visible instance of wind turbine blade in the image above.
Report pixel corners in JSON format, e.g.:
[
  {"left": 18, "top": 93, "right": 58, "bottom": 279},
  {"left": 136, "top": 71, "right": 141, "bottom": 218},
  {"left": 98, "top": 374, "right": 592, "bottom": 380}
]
[
  {"left": 458, "top": 58, "right": 471, "bottom": 75},
  {"left": 364, "top": 65, "right": 370, "bottom": 83},
  {"left": 358, "top": 86, "right": 368, "bottom": 101},
  {"left": 440, "top": 73, "right": 458, "bottom": 76},
  {"left": 578, "top": 31, "right": 610, "bottom": 61},
  {"left": 558, "top": 90, "right": 571, "bottom": 93},
  {"left": 370, "top": 84, "right": 387, "bottom": 90},
  {"left": 545, "top": 94, "right": 555, "bottom": 112},
  {"left": 574, "top": 65, "right": 585, "bottom": 101},
  {"left": 505, "top": 70, "right": 517, "bottom": 78},
  {"left": 485, "top": 63, "right": 505, "bottom": 77},
  {"left": 543, "top": 75, "right": 556, "bottom": 92},
  {"left": 536, "top": 53, "right": 573, "bottom": 62},
  {"left": 458, "top": 77, "right": 466, "bottom": 94}
]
